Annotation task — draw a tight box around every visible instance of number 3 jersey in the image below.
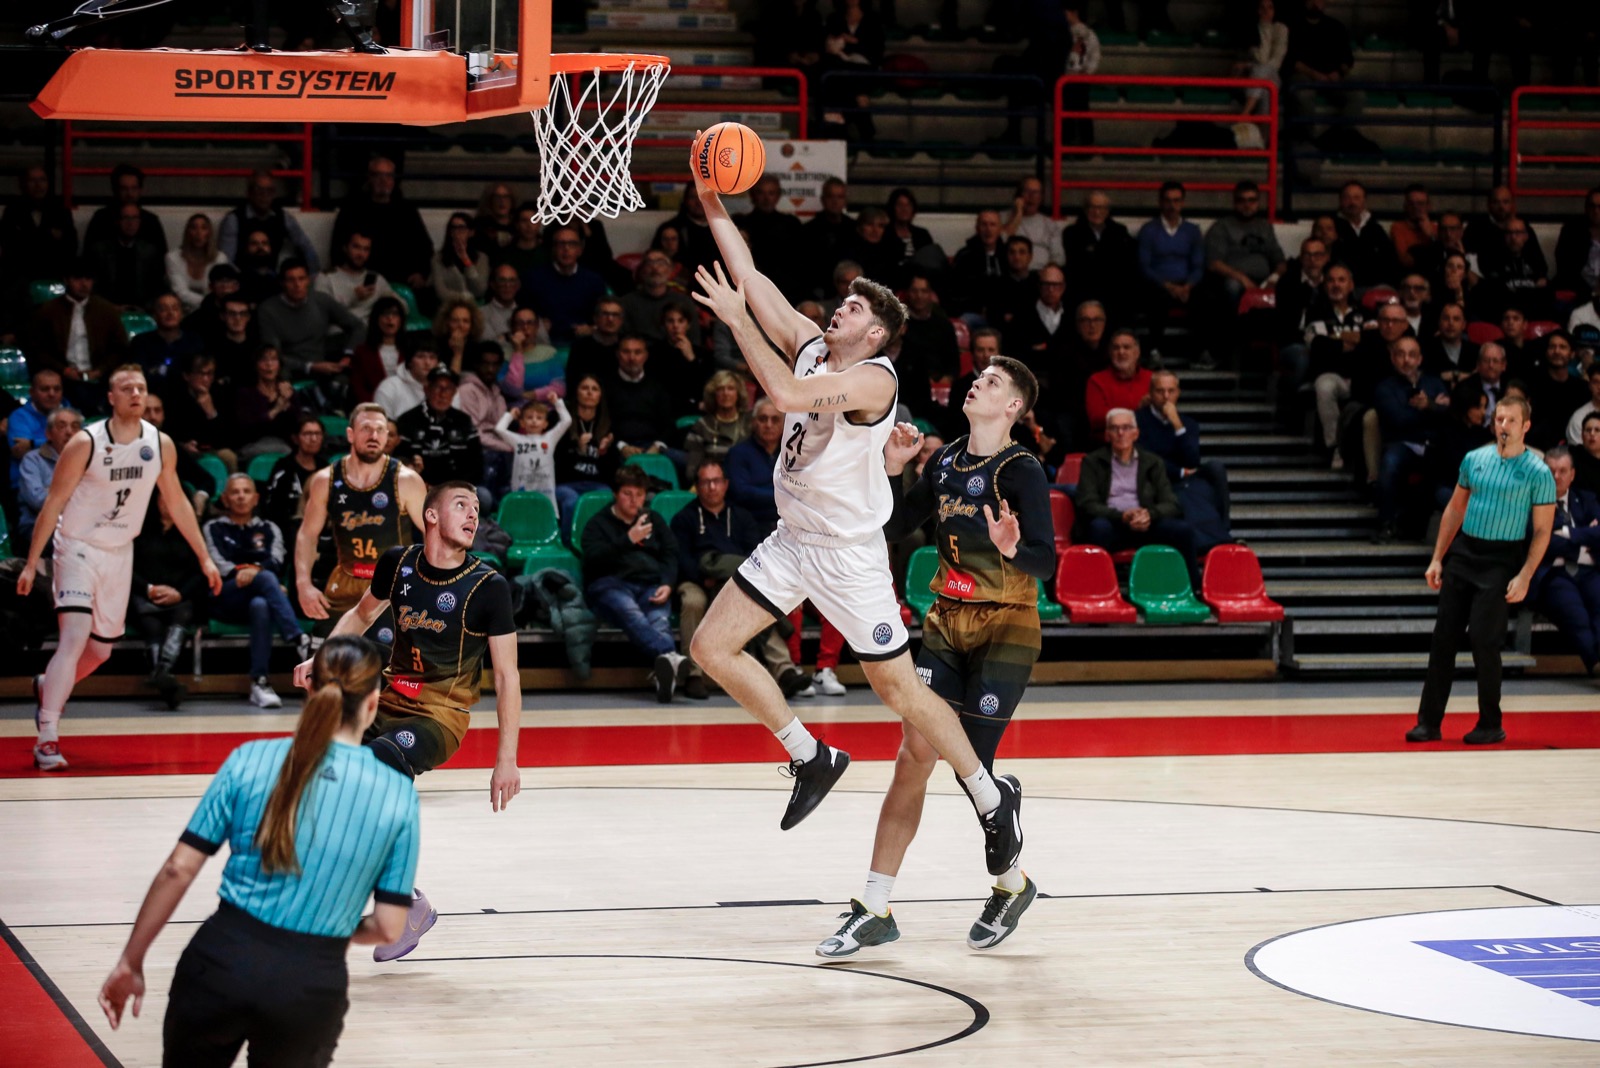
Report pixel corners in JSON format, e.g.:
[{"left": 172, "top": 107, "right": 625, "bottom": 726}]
[
  {"left": 57, "top": 418, "right": 162, "bottom": 549},
  {"left": 327, "top": 456, "right": 412, "bottom": 580},
  {"left": 369, "top": 544, "right": 515, "bottom": 744},
  {"left": 773, "top": 335, "right": 899, "bottom": 542}
]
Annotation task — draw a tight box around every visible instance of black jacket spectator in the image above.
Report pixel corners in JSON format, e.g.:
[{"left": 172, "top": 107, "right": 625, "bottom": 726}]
[
  {"left": 671, "top": 499, "right": 762, "bottom": 584},
  {"left": 581, "top": 504, "right": 679, "bottom": 587},
  {"left": 0, "top": 168, "right": 77, "bottom": 296},
  {"left": 605, "top": 367, "right": 676, "bottom": 450},
  {"left": 396, "top": 402, "right": 482, "bottom": 485},
  {"left": 331, "top": 165, "right": 434, "bottom": 287},
  {"left": 1062, "top": 213, "right": 1138, "bottom": 325},
  {"left": 1554, "top": 196, "right": 1600, "bottom": 294},
  {"left": 1333, "top": 215, "right": 1397, "bottom": 288}
]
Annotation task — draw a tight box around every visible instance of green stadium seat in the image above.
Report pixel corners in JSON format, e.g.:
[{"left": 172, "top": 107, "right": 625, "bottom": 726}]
[
  {"left": 318, "top": 414, "right": 350, "bottom": 440},
  {"left": 196, "top": 453, "right": 230, "bottom": 496},
  {"left": 675, "top": 414, "right": 700, "bottom": 430},
  {"left": 1366, "top": 91, "right": 1403, "bottom": 109},
  {"left": 648, "top": 490, "right": 696, "bottom": 524},
  {"left": 625, "top": 453, "right": 679, "bottom": 490},
  {"left": 1181, "top": 88, "right": 1234, "bottom": 106},
  {"left": 0, "top": 507, "right": 10, "bottom": 557},
  {"left": 1362, "top": 35, "right": 1404, "bottom": 52},
  {"left": 1125, "top": 86, "right": 1177, "bottom": 105},
  {"left": 121, "top": 311, "right": 157, "bottom": 339},
  {"left": 1144, "top": 30, "right": 1194, "bottom": 47},
  {"left": 498, "top": 491, "right": 560, "bottom": 545},
  {"left": 1127, "top": 545, "right": 1211, "bottom": 624},
  {"left": 1198, "top": 28, "right": 1230, "bottom": 47},
  {"left": 904, "top": 545, "right": 939, "bottom": 622},
  {"left": 1097, "top": 30, "right": 1139, "bottom": 46},
  {"left": 569, "top": 489, "right": 614, "bottom": 554},
  {"left": 30, "top": 280, "right": 65, "bottom": 305},
  {"left": 389, "top": 282, "right": 433, "bottom": 332},
  {"left": 247, "top": 452, "right": 286, "bottom": 484},
  {"left": 517, "top": 545, "right": 583, "bottom": 585},
  {"left": 1036, "top": 580, "right": 1063, "bottom": 622},
  {"left": 1088, "top": 86, "right": 1120, "bottom": 104}
]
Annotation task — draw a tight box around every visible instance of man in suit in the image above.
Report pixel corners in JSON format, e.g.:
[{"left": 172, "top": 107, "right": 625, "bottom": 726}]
[
  {"left": 1532, "top": 446, "right": 1600, "bottom": 675},
  {"left": 27, "top": 259, "right": 129, "bottom": 411},
  {"left": 1074, "top": 406, "right": 1199, "bottom": 584}
]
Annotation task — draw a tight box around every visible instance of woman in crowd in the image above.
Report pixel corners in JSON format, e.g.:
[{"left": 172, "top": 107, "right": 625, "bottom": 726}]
[
  {"left": 885, "top": 187, "right": 935, "bottom": 269},
  {"left": 433, "top": 296, "right": 484, "bottom": 375},
  {"left": 654, "top": 304, "right": 714, "bottom": 412},
  {"left": 1433, "top": 250, "right": 1485, "bottom": 321},
  {"left": 234, "top": 345, "right": 305, "bottom": 463},
  {"left": 554, "top": 373, "right": 618, "bottom": 540},
  {"left": 683, "top": 369, "right": 752, "bottom": 478},
  {"left": 349, "top": 296, "right": 409, "bottom": 406},
  {"left": 458, "top": 342, "right": 513, "bottom": 498},
  {"left": 472, "top": 182, "right": 520, "bottom": 262},
  {"left": 98, "top": 636, "right": 420, "bottom": 1067},
  {"left": 431, "top": 211, "right": 490, "bottom": 303},
  {"left": 500, "top": 304, "right": 565, "bottom": 404},
  {"left": 166, "top": 212, "right": 229, "bottom": 314}
]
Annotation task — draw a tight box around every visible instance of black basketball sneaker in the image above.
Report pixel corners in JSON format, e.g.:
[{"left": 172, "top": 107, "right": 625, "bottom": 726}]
[{"left": 779, "top": 741, "right": 850, "bottom": 830}]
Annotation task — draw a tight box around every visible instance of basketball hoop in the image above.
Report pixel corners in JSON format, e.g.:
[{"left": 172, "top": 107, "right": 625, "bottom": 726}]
[{"left": 531, "top": 53, "right": 669, "bottom": 225}]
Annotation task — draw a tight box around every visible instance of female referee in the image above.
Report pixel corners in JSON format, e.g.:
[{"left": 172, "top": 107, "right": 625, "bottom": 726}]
[{"left": 98, "top": 635, "right": 421, "bottom": 1066}]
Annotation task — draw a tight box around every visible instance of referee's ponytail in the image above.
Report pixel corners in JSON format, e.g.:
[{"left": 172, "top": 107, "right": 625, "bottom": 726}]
[{"left": 257, "top": 636, "right": 384, "bottom": 874}]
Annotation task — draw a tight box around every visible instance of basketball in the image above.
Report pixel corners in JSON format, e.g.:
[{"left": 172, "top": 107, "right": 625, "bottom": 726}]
[{"left": 693, "top": 122, "right": 767, "bottom": 195}]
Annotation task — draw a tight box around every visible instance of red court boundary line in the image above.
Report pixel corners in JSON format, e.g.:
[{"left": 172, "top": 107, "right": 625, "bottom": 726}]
[
  {"left": 0, "top": 918, "right": 120, "bottom": 1068},
  {"left": 1, "top": 712, "right": 1595, "bottom": 778}
]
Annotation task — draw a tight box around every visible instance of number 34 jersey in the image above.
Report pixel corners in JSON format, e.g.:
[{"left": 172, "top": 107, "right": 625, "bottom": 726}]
[
  {"left": 773, "top": 335, "right": 899, "bottom": 542},
  {"left": 327, "top": 456, "right": 412, "bottom": 580},
  {"left": 57, "top": 418, "right": 162, "bottom": 550}
]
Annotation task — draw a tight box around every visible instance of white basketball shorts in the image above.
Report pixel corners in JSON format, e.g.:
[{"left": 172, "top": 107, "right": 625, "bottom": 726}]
[
  {"left": 53, "top": 537, "right": 134, "bottom": 641},
  {"left": 734, "top": 524, "right": 910, "bottom": 660}
]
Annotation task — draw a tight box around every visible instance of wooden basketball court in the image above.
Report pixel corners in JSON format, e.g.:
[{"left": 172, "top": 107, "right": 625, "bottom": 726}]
[{"left": 2, "top": 678, "right": 1596, "bottom": 1065}]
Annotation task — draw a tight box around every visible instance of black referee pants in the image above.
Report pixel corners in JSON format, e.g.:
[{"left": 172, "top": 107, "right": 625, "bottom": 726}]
[
  {"left": 1417, "top": 535, "right": 1525, "bottom": 730},
  {"left": 164, "top": 904, "right": 349, "bottom": 1068}
]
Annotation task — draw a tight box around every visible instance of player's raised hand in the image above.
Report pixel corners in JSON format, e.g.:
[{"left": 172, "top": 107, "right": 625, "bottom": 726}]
[
  {"left": 688, "top": 129, "right": 712, "bottom": 195},
  {"left": 983, "top": 500, "right": 1022, "bottom": 558},
  {"left": 884, "top": 421, "right": 922, "bottom": 475},
  {"left": 691, "top": 261, "right": 745, "bottom": 324}
]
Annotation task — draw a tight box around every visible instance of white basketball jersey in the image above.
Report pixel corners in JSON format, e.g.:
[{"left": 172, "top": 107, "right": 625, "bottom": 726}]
[
  {"left": 773, "top": 335, "right": 898, "bottom": 541},
  {"left": 57, "top": 419, "right": 163, "bottom": 550}
]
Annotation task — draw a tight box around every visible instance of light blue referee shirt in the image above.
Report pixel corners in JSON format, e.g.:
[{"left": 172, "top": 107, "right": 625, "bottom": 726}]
[
  {"left": 182, "top": 738, "right": 421, "bottom": 938},
  {"left": 1458, "top": 444, "right": 1557, "bottom": 542}
]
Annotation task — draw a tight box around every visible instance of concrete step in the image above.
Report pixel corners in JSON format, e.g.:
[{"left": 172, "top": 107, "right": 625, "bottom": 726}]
[
  {"left": 1232, "top": 490, "right": 1366, "bottom": 504},
  {"left": 1232, "top": 526, "right": 1378, "bottom": 541},
  {"left": 1290, "top": 618, "right": 1502, "bottom": 636},
  {"left": 1269, "top": 578, "right": 1434, "bottom": 598},
  {"left": 1232, "top": 503, "right": 1378, "bottom": 521},
  {"left": 1183, "top": 401, "right": 1276, "bottom": 417},
  {"left": 1292, "top": 651, "right": 1537, "bottom": 673},
  {"left": 1282, "top": 604, "right": 1436, "bottom": 619},
  {"left": 1211, "top": 454, "right": 1324, "bottom": 468},
  {"left": 1261, "top": 565, "right": 1424, "bottom": 580},
  {"left": 1250, "top": 540, "right": 1430, "bottom": 560},
  {"left": 1230, "top": 468, "right": 1359, "bottom": 485}
]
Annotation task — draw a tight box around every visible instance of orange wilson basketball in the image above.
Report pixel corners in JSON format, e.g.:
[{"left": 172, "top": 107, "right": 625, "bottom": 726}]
[{"left": 693, "top": 123, "right": 767, "bottom": 196}]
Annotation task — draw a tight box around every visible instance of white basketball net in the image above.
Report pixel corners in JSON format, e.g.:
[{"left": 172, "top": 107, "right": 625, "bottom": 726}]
[{"left": 531, "top": 56, "right": 669, "bottom": 225}]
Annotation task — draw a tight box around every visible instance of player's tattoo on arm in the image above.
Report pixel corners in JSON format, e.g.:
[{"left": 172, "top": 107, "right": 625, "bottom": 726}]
[{"left": 811, "top": 393, "right": 848, "bottom": 409}]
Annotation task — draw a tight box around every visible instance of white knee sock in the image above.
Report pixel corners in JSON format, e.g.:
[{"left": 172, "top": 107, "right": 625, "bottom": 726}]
[
  {"left": 774, "top": 717, "right": 818, "bottom": 764},
  {"left": 862, "top": 870, "right": 895, "bottom": 917},
  {"left": 961, "top": 765, "right": 1002, "bottom": 816},
  {"left": 996, "top": 864, "right": 1026, "bottom": 893}
]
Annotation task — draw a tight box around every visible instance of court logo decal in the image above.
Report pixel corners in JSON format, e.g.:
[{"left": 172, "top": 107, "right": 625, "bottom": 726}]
[
  {"left": 436, "top": 592, "right": 457, "bottom": 613},
  {"left": 372, "top": 491, "right": 389, "bottom": 509},
  {"left": 1248, "top": 905, "right": 1600, "bottom": 1041},
  {"left": 979, "top": 693, "right": 1000, "bottom": 715},
  {"left": 872, "top": 622, "right": 893, "bottom": 645}
]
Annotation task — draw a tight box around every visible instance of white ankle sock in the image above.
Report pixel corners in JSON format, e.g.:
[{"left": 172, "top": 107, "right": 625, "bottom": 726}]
[
  {"left": 962, "top": 765, "right": 1002, "bottom": 816},
  {"left": 36, "top": 708, "right": 62, "bottom": 743},
  {"left": 774, "top": 717, "right": 818, "bottom": 764},
  {"left": 996, "top": 865, "right": 1026, "bottom": 893},
  {"left": 862, "top": 871, "right": 895, "bottom": 917}
]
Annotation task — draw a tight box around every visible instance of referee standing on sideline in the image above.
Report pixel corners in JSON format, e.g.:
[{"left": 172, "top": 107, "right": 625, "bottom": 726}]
[
  {"left": 1410, "top": 396, "right": 1555, "bottom": 745},
  {"left": 98, "top": 636, "right": 420, "bottom": 1067}
]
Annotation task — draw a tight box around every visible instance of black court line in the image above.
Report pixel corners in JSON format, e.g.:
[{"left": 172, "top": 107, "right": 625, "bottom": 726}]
[
  {"left": 0, "top": 915, "right": 123, "bottom": 1067},
  {"left": 384, "top": 952, "right": 988, "bottom": 1068},
  {"left": 7, "top": 783, "right": 1598, "bottom": 837},
  {"left": 1244, "top": 902, "right": 1600, "bottom": 1045},
  {"left": 8, "top": 883, "right": 1547, "bottom": 930}
]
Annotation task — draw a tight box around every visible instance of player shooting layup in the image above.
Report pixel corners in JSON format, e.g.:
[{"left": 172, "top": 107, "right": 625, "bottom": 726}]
[
  {"left": 19, "top": 365, "right": 222, "bottom": 771},
  {"left": 686, "top": 142, "right": 1022, "bottom": 881},
  {"left": 818, "top": 358, "right": 1054, "bottom": 958}
]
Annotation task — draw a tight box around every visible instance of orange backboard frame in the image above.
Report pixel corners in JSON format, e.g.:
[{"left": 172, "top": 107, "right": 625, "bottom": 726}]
[{"left": 31, "top": 5, "right": 552, "bottom": 125}]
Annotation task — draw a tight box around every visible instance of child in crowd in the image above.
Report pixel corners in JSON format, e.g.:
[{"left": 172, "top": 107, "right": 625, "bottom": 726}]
[{"left": 493, "top": 397, "right": 573, "bottom": 508}]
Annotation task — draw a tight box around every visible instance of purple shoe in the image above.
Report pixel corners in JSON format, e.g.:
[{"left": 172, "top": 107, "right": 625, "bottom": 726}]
[{"left": 374, "top": 889, "right": 436, "bottom": 962}]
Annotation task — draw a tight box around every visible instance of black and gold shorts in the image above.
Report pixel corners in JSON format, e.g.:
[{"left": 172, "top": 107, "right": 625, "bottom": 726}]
[{"left": 916, "top": 598, "right": 1041, "bottom": 770}]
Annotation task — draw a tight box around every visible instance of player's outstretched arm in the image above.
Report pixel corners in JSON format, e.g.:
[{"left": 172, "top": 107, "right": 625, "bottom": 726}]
[
  {"left": 16, "top": 428, "right": 91, "bottom": 595},
  {"left": 292, "top": 588, "right": 389, "bottom": 688},
  {"left": 486, "top": 631, "right": 523, "bottom": 812},
  {"left": 396, "top": 464, "right": 427, "bottom": 531},
  {"left": 157, "top": 435, "right": 222, "bottom": 595},
  {"left": 690, "top": 138, "right": 818, "bottom": 356},
  {"left": 295, "top": 467, "right": 333, "bottom": 618}
]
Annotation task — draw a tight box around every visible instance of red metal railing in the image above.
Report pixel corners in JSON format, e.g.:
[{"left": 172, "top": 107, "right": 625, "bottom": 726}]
[
  {"left": 1509, "top": 86, "right": 1600, "bottom": 202},
  {"left": 62, "top": 122, "right": 316, "bottom": 211},
  {"left": 1052, "top": 75, "right": 1278, "bottom": 221},
  {"left": 623, "top": 66, "right": 808, "bottom": 186}
]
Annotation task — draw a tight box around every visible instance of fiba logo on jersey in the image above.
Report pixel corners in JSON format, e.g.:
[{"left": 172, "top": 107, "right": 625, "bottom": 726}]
[
  {"left": 979, "top": 694, "right": 1001, "bottom": 715},
  {"left": 872, "top": 623, "right": 893, "bottom": 645},
  {"left": 395, "top": 730, "right": 416, "bottom": 749},
  {"left": 139, "top": 445, "right": 154, "bottom": 462},
  {"left": 372, "top": 491, "right": 389, "bottom": 509},
  {"left": 966, "top": 475, "right": 986, "bottom": 496},
  {"left": 436, "top": 592, "right": 457, "bottom": 613},
  {"left": 377, "top": 628, "right": 394, "bottom": 644}
]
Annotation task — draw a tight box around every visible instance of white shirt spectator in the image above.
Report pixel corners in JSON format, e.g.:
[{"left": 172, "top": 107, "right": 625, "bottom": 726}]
[
  {"left": 314, "top": 263, "right": 397, "bottom": 325},
  {"left": 165, "top": 249, "right": 229, "bottom": 314}
]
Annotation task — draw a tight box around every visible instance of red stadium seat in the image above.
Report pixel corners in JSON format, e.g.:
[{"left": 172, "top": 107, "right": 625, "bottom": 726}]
[
  {"left": 1467, "top": 322, "right": 1503, "bottom": 345},
  {"left": 1360, "top": 286, "right": 1399, "bottom": 312},
  {"left": 1111, "top": 549, "right": 1136, "bottom": 565},
  {"left": 1048, "top": 489, "right": 1074, "bottom": 554},
  {"left": 1237, "top": 288, "right": 1277, "bottom": 315},
  {"left": 1058, "top": 452, "right": 1086, "bottom": 486},
  {"left": 1526, "top": 320, "right": 1562, "bottom": 339},
  {"left": 1200, "top": 545, "right": 1285, "bottom": 622},
  {"left": 951, "top": 319, "right": 970, "bottom": 352},
  {"left": 1054, "top": 545, "right": 1137, "bottom": 623},
  {"left": 959, "top": 349, "right": 973, "bottom": 377},
  {"left": 616, "top": 252, "right": 644, "bottom": 275}
]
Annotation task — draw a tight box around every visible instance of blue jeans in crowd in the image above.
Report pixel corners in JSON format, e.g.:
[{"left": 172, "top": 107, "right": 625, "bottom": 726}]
[
  {"left": 586, "top": 575, "right": 675, "bottom": 658},
  {"left": 212, "top": 569, "right": 303, "bottom": 678},
  {"left": 556, "top": 480, "right": 608, "bottom": 542},
  {"left": 1375, "top": 442, "right": 1426, "bottom": 524}
]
